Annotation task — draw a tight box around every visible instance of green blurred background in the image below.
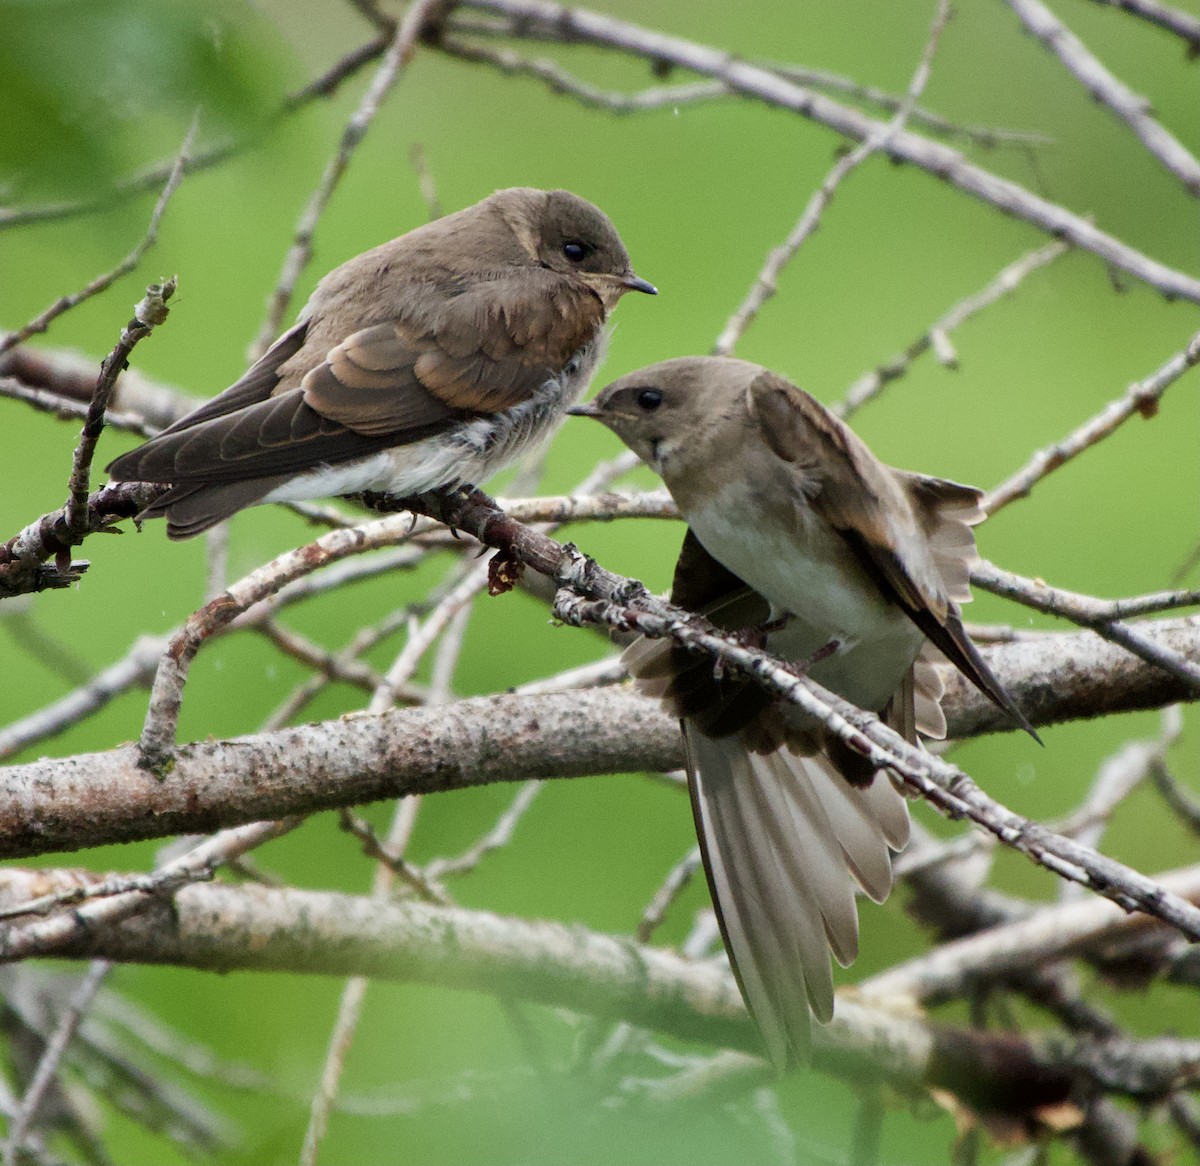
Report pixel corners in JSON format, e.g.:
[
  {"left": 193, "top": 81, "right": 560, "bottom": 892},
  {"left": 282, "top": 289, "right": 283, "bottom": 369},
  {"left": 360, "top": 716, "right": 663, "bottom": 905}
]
[{"left": 1, "top": 0, "right": 1198, "bottom": 1161}]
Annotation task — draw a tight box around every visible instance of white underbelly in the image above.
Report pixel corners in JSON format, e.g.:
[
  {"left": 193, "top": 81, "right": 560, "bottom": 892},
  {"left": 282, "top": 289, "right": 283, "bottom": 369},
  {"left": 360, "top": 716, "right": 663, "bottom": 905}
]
[{"left": 687, "top": 488, "right": 923, "bottom": 710}]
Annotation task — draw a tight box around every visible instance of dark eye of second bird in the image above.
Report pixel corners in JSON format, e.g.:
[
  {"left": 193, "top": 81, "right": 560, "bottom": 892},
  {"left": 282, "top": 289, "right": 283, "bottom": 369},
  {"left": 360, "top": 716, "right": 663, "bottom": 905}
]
[
  {"left": 637, "top": 388, "right": 663, "bottom": 411},
  {"left": 562, "top": 241, "right": 588, "bottom": 262}
]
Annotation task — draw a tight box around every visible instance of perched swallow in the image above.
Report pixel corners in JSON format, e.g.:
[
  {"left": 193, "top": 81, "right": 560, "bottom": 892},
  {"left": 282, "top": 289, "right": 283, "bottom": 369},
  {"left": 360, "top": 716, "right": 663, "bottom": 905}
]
[
  {"left": 572, "top": 355, "right": 1035, "bottom": 1066},
  {"left": 107, "top": 187, "right": 655, "bottom": 538}
]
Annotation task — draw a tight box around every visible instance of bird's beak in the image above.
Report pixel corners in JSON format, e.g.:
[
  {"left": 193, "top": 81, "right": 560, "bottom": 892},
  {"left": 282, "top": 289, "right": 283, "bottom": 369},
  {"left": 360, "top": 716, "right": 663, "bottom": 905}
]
[
  {"left": 567, "top": 402, "right": 602, "bottom": 418},
  {"left": 622, "top": 273, "right": 658, "bottom": 295}
]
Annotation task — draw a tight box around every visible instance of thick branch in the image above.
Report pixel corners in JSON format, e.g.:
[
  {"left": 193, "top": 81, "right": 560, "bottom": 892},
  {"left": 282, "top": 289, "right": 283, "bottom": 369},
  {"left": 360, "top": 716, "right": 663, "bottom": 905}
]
[
  {"left": 0, "top": 617, "right": 1196, "bottom": 859},
  {"left": 4, "top": 872, "right": 1197, "bottom": 1110}
]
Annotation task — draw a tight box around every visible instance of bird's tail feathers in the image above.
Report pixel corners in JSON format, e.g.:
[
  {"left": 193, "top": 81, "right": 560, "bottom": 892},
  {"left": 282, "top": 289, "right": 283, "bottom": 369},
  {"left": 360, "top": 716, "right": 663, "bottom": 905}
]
[
  {"left": 685, "top": 727, "right": 909, "bottom": 1069},
  {"left": 137, "top": 478, "right": 286, "bottom": 540}
]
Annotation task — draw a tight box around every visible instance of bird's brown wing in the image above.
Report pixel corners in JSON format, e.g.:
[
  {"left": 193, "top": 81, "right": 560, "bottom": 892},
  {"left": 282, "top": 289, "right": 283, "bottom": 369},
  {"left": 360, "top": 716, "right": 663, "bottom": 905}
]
[
  {"left": 747, "top": 371, "right": 1037, "bottom": 739},
  {"left": 104, "top": 321, "right": 313, "bottom": 482},
  {"left": 107, "top": 272, "right": 604, "bottom": 486},
  {"left": 300, "top": 271, "right": 605, "bottom": 433}
]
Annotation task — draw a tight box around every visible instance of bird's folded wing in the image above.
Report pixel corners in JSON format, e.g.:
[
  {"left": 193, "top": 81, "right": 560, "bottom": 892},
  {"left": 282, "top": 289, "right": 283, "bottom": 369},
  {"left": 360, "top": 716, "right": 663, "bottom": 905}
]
[
  {"left": 107, "top": 272, "right": 605, "bottom": 487},
  {"left": 302, "top": 272, "right": 605, "bottom": 432},
  {"left": 746, "top": 371, "right": 1036, "bottom": 738},
  {"left": 105, "top": 322, "right": 312, "bottom": 481}
]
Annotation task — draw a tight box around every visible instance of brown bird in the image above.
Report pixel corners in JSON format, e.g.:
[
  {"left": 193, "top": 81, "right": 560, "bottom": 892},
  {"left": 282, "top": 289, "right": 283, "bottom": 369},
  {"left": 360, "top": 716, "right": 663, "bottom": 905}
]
[
  {"left": 107, "top": 187, "right": 655, "bottom": 539},
  {"left": 571, "top": 355, "right": 1036, "bottom": 1067}
]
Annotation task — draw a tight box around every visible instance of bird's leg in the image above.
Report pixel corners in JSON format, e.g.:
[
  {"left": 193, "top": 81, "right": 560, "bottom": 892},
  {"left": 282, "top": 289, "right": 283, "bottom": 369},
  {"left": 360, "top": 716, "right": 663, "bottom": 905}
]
[
  {"left": 802, "top": 638, "right": 841, "bottom": 670},
  {"left": 713, "top": 615, "right": 795, "bottom": 680},
  {"left": 728, "top": 612, "right": 795, "bottom": 651},
  {"left": 715, "top": 620, "right": 840, "bottom": 682}
]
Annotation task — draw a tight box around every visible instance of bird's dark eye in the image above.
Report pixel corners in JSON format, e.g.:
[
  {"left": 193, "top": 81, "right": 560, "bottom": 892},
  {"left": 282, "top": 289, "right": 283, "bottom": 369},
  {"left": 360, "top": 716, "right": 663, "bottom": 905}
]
[
  {"left": 636, "top": 388, "right": 663, "bottom": 411},
  {"left": 562, "top": 240, "right": 590, "bottom": 262}
]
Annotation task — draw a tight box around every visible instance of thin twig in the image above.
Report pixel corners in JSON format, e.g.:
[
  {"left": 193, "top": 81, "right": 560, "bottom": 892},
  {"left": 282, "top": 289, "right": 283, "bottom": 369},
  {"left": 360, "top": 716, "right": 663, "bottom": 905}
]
[
  {"left": 425, "top": 782, "right": 544, "bottom": 880},
  {"left": 1151, "top": 745, "right": 1200, "bottom": 838},
  {"left": 0, "top": 820, "right": 298, "bottom": 961},
  {"left": 251, "top": 0, "right": 447, "bottom": 359},
  {"left": 714, "top": 0, "right": 953, "bottom": 355},
  {"left": 985, "top": 327, "right": 1200, "bottom": 514},
  {"left": 0, "top": 283, "right": 177, "bottom": 599},
  {"left": 835, "top": 239, "right": 1069, "bottom": 418},
  {"left": 0, "top": 634, "right": 168, "bottom": 761},
  {"left": 444, "top": 17, "right": 1057, "bottom": 150},
  {"left": 365, "top": 558, "right": 492, "bottom": 712},
  {"left": 636, "top": 847, "right": 703, "bottom": 944},
  {"left": 0, "top": 344, "right": 200, "bottom": 430},
  {"left": 765, "top": 61, "right": 1057, "bottom": 151},
  {"left": 1054, "top": 707, "right": 1184, "bottom": 900},
  {"left": 309, "top": 796, "right": 429, "bottom": 1166},
  {"left": 440, "top": 36, "right": 733, "bottom": 112},
  {"left": 0, "top": 36, "right": 395, "bottom": 232},
  {"left": 457, "top": 0, "right": 1200, "bottom": 302},
  {"left": 972, "top": 560, "right": 1200, "bottom": 692},
  {"left": 1084, "top": 0, "right": 1200, "bottom": 50},
  {"left": 255, "top": 621, "right": 387, "bottom": 697},
  {"left": 0, "top": 119, "right": 195, "bottom": 354},
  {"left": 858, "top": 862, "right": 1200, "bottom": 1005},
  {"left": 1006, "top": 0, "right": 1200, "bottom": 195},
  {"left": 302, "top": 564, "right": 462, "bottom": 1166},
  {"left": 1, "top": 960, "right": 112, "bottom": 1166}
]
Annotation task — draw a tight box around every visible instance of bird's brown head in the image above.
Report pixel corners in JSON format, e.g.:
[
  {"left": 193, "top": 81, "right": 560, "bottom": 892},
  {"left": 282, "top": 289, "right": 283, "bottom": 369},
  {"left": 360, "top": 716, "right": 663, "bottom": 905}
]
[
  {"left": 490, "top": 188, "right": 656, "bottom": 310},
  {"left": 569, "top": 356, "right": 764, "bottom": 483}
]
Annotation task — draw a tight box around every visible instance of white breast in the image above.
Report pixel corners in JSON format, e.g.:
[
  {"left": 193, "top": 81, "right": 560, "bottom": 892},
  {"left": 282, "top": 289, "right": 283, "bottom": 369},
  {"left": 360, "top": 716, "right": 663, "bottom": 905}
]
[{"left": 687, "top": 480, "right": 923, "bottom": 711}]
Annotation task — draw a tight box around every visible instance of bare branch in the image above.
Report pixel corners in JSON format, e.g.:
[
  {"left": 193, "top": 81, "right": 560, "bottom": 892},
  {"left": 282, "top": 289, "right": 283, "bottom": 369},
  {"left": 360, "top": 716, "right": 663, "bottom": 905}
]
[
  {"left": 2, "top": 961, "right": 111, "bottom": 1166},
  {"left": 458, "top": 0, "right": 1200, "bottom": 302},
  {"left": 437, "top": 34, "right": 1055, "bottom": 151},
  {"left": 859, "top": 863, "right": 1200, "bottom": 1005},
  {"left": 0, "top": 345, "right": 200, "bottom": 431},
  {"left": 7, "top": 872, "right": 1200, "bottom": 1111},
  {"left": 1006, "top": 0, "right": 1200, "bottom": 195},
  {"left": 1084, "top": 0, "right": 1200, "bottom": 50},
  {"left": 637, "top": 847, "right": 703, "bottom": 943},
  {"left": 0, "top": 34, "right": 395, "bottom": 233},
  {"left": 0, "top": 377, "right": 156, "bottom": 437},
  {"left": 985, "top": 325, "right": 1200, "bottom": 514},
  {"left": 0, "top": 821, "right": 298, "bottom": 961},
  {"left": 425, "top": 781, "right": 544, "bottom": 879},
  {"left": 0, "top": 634, "right": 168, "bottom": 761},
  {"left": 714, "top": 0, "right": 952, "bottom": 356},
  {"left": 835, "top": 239, "right": 1069, "bottom": 418},
  {"left": 0, "top": 120, "right": 194, "bottom": 355},
  {"left": 251, "top": 0, "right": 451, "bottom": 358},
  {"left": 973, "top": 560, "right": 1200, "bottom": 692},
  {"left": 0, "top": 283, "right": 177, "bottom": 599}
]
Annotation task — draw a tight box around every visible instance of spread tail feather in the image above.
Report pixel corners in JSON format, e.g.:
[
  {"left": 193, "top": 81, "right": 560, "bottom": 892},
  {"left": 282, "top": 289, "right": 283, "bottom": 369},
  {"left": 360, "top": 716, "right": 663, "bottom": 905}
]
[{"left": 685, "top": 727, "right": 909, "bottom": 1069}]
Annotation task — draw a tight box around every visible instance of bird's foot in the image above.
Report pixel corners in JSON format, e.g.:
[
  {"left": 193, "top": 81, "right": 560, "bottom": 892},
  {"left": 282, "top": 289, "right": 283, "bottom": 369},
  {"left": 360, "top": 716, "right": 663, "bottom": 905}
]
[{"left": 728, "top": 612, "right": 795, "bottom": 652}]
